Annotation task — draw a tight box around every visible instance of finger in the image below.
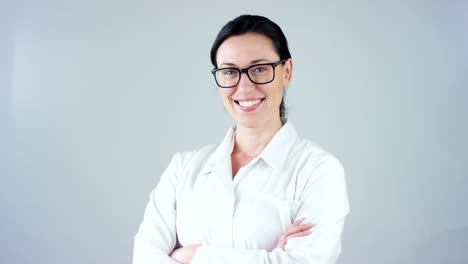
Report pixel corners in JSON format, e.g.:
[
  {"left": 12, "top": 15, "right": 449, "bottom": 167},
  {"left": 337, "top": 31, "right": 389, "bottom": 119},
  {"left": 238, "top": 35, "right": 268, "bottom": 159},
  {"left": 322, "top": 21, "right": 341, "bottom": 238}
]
[
  {"left": 282, "top": 225, "right": 312, "bottom": 239},
  {"left": 277, "top": 239, "right": 286, "bottom": 250},
  {"left": 283, "top": 224, "right": 311, "bottom": 238},
  {"left": 286, "top": 229, "right": 312, "bottom": 240},
  {"left": 293, "top": 217, "right": 306, "bottom": 226},
  {"left": 281, "top": 230, "right": 312, "bottom": 249},
  {"left": 277, "top": 221, "right": 313, "bottom": 249},
  {"left": 275, "top": 236, "right": 287, "bottom": 249},
  {"left": 283, "top": 223, "right": 313, "bottom": 237},
  {"left": 288, "top": 220, "right": 311, "bottom": 233},
  {"left": 276, "top": 230, "right": 312, "bottom": 250}
]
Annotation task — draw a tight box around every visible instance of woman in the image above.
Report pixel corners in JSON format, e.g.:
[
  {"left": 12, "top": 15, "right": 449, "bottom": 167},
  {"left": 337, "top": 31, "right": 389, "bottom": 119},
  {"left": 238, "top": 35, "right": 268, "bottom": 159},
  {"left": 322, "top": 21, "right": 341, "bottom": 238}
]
[{"left": 133, "top": 15, "right": 350, "bottom": 264}]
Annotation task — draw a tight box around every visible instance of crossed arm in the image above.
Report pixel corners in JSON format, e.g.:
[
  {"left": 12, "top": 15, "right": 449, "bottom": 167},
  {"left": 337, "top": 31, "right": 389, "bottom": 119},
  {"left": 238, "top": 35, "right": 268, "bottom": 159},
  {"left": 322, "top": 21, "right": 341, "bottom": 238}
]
[
  {"left": 171, "top": 218, "right": 313, "bottom": 263},
  {"left": 133, "top": 153, "right": 349, "bottom": 264}
]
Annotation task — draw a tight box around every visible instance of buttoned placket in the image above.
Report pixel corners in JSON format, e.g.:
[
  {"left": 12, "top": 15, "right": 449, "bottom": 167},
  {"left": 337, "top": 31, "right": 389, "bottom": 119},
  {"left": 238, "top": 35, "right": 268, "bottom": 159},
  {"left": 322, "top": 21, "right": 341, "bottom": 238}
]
[
  {"left": 231, "top": 157, "right": 263, "bottom": 248},
  {"left": 217, "top": 154, "right": 236, "bottom": 247}
]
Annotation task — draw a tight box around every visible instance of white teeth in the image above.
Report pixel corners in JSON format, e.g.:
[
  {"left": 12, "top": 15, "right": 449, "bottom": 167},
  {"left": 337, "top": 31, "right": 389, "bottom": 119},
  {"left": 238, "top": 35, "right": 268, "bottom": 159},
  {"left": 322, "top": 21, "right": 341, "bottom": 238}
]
[{"left": 238, "top": 99, "right": 261, "bottom": 107}]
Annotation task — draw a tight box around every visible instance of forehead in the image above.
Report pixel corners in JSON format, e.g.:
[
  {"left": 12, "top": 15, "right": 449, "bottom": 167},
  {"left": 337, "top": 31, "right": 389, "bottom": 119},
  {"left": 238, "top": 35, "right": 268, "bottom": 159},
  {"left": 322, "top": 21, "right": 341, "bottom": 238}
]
[{"left": 216, "top": 33, "right": 279, "bottom": 66}]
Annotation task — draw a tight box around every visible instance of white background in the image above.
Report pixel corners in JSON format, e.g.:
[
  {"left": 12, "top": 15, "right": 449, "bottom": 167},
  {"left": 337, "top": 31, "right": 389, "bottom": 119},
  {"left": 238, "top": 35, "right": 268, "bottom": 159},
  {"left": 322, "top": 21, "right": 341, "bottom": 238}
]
[{"left": 2, "top": 0, "right": 467, "bottom": 263}]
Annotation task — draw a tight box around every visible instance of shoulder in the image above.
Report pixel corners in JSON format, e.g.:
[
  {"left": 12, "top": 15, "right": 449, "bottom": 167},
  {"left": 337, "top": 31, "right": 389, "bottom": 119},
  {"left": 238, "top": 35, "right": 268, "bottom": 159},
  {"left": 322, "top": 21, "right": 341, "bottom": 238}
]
[
  {"left": 294, "top": 138, "right": 350, "bottom": 214},
  {"left": 281, "top": 123, "right": 344, "bottom": 175},
  {"left": 292, "top": 138, "right": 345, "bottom": 185},
  {"left": 171, "top": 144, "right": 216, "bottom": 168},
  {"left": 169, "top": 144, "right": 218, "bottom": 171}
]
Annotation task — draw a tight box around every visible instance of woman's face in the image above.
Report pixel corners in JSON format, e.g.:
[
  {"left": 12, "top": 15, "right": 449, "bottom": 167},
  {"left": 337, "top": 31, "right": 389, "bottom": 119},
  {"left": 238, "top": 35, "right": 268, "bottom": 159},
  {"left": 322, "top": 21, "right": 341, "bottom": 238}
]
[{"left": 215, "top": 33, "right": 292, "bottom": 129}]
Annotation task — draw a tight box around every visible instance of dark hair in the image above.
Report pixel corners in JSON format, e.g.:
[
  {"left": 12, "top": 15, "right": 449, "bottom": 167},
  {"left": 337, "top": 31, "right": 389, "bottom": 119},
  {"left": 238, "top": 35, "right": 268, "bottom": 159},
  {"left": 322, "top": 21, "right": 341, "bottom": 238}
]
[{"left": 210, "top": 14, "right": 291, "bottom": 124}]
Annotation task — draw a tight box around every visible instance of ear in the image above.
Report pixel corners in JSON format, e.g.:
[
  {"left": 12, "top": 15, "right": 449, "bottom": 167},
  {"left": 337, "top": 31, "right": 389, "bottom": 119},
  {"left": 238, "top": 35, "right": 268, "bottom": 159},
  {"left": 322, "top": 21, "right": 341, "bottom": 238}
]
[{"left": 282, "top": 58, "right": 293, "bottom": 88}]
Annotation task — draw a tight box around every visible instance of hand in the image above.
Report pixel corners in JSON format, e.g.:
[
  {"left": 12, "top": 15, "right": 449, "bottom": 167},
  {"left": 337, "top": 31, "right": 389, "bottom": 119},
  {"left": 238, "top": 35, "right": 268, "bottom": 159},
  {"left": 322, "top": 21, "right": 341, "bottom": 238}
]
[
  {"left": 275, "top": 217, "right": 313, "bottom": 250},
  {"left": 170, "top": 244, "right": 200, "bottom": 264}
]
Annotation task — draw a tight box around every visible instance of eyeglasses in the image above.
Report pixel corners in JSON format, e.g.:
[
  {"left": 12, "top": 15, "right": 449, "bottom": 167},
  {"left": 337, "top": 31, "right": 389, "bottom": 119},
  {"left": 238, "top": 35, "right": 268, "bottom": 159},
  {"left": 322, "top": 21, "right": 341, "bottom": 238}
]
[{"left": 211, "top": 59, "right": 287, "bottom": 88}]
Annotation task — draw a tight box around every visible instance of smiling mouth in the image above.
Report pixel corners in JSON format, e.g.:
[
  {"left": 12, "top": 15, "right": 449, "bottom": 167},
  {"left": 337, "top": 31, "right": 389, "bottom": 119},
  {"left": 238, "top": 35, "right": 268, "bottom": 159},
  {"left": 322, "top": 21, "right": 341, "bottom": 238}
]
[
  {"left": 232, "top": 98, "right": 265, "bottom": 112},
  {"left": 234, "top": 98, "right": 265, "bottom": 107}
]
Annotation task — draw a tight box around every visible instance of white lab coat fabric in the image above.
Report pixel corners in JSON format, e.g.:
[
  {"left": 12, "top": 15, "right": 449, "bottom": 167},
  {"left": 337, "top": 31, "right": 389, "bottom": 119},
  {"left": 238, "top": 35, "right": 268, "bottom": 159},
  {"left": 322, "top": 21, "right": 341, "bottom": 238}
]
[{"left": 133, "top": 122, "right": 350, "bottom": 264}]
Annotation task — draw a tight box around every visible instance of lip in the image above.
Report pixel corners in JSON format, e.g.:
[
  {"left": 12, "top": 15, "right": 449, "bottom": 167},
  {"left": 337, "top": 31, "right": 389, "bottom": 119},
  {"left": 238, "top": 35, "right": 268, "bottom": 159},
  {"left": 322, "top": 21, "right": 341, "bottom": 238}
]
[{"left": 233, "top": 98, "right": 265, "bottom": 112}]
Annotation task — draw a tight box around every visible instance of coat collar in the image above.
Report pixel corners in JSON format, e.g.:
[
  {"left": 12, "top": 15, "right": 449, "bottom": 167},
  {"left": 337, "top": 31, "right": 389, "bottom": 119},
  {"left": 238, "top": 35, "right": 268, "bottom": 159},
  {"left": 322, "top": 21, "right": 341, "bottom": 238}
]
[
  {"left": 199, "top": 127, "right": 235, "bottom": 176},
  {"left": 257, "top": 122, "right": 299, "bottom": 171},
  {"left": 199, "top": 122, "right": 299, "bottom": 176}
]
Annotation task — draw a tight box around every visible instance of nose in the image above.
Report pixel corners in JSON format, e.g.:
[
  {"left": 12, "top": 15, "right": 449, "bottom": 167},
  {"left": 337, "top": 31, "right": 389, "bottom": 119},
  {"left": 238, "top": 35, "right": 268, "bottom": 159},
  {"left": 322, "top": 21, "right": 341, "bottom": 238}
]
[{"left": 236, "top": 72, "right": 255, "bottom": 90}]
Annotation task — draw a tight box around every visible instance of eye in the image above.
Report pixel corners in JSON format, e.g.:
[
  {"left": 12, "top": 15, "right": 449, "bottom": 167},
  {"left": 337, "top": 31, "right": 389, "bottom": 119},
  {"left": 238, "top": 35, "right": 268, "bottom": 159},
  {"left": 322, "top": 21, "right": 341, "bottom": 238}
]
[
  {"left": 252, "top": 66, "right": 268, "bottom": 73},
  {"left": 222, "top": 69, "right": 234, "bottom": 75}
]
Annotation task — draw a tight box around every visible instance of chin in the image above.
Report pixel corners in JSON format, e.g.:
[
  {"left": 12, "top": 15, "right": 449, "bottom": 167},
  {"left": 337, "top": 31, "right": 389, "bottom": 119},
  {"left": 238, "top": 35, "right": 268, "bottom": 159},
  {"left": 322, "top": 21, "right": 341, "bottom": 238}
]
[{"left": 234, "top": 115, "right": 265, "bottom": 129}]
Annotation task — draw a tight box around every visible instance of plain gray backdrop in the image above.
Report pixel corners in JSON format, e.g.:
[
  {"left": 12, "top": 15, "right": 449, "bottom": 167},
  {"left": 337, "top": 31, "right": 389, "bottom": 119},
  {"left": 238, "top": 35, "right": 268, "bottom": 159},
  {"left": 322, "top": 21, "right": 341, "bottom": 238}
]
[{"left": 2, "top": 0, "right": 467, "bottom": 263}]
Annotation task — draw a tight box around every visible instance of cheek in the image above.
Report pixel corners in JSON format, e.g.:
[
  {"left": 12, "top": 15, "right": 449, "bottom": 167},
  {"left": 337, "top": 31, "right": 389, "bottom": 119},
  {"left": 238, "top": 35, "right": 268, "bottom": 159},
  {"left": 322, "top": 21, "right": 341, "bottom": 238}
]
[
  {"left": 219, "top": 90, "right": 233, "bottom": 105},
  {"left": 265, "top": 84, "right": 284, "bottom": 104}
]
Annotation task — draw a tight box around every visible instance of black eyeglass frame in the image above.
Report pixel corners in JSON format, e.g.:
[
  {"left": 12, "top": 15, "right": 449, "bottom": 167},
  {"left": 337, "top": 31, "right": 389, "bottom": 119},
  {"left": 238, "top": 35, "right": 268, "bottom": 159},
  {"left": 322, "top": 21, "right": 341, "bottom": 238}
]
[{"left": 211, "top": 59, "right": 287, "bottom": 88}]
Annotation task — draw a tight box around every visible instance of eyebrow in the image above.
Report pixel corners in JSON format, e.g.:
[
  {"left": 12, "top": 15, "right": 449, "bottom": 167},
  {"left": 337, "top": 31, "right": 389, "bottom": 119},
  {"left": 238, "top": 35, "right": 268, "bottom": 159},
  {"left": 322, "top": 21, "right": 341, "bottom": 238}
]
[{"left": 219, "top": 59, "right": 273, "bottom": 68}]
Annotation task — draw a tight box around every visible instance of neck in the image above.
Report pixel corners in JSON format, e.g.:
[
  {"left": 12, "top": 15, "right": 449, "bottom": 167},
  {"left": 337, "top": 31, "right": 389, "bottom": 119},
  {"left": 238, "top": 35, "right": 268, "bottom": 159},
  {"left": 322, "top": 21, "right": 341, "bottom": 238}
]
[{"left": 233, "top": 118, "right": 283, "bottom": 157}]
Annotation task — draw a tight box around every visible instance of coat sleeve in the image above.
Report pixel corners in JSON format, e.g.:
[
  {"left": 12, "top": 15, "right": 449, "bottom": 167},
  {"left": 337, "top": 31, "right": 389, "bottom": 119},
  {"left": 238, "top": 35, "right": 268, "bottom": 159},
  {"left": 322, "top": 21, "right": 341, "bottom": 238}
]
[
  {"left": 191, "top": 155, "right": 350, "bottom": 264},
  {"left": 133, "top": 153, "right": 182, "bottom": 264}
]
